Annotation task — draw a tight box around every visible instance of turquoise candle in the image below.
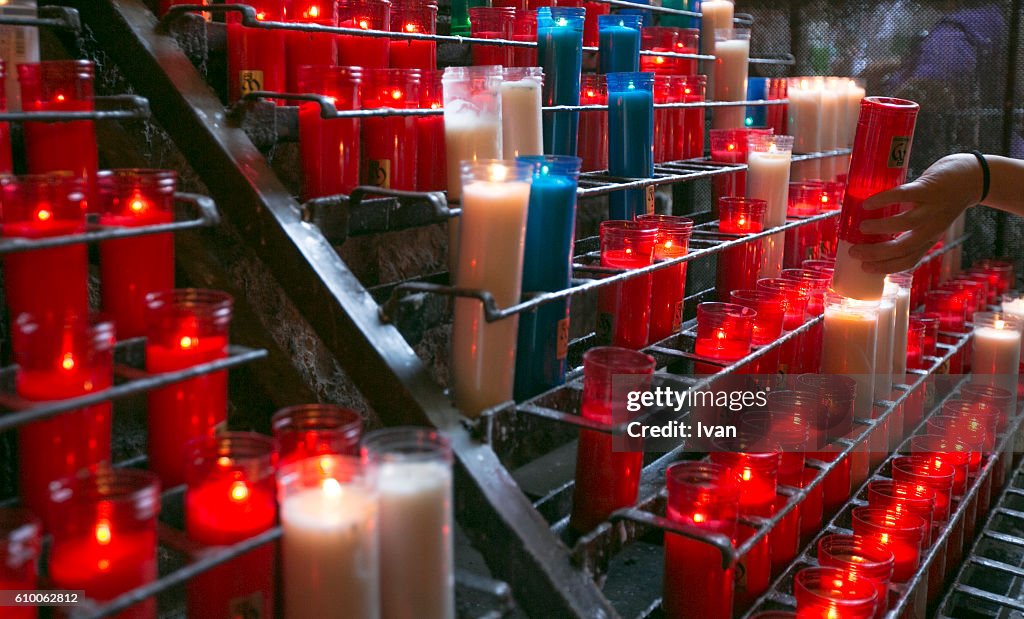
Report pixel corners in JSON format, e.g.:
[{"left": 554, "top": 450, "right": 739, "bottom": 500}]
[
  {"left": 538, "top": 7, "right": 585, "bottom": 156},
  {"left": 616, "top": 6, "right": 651, "bottom": 28},
  {"left": 513, "top": 155, "right": 582, "bottom": 400},
  {"left": 598, "top": 14, "right": 642, "bottom": 74},
  {"left": 746, "top": 77, "right": 769, "bottom": 128},
  {"left": 660, "top": 0, "right": 700, "bottom": 28},
  {"left": 607, "top": 72, "right": 654, "bottom": 219}
]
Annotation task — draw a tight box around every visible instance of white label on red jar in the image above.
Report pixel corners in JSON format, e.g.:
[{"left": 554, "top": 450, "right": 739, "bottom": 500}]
[{"left": 888, "top": 136, "right": 910, "bottom": 168}]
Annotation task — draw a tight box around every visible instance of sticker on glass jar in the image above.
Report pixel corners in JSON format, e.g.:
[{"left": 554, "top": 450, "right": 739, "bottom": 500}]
[
  {"left": 888, "top": 136, "right": 910, "bottom": 168},
  {"left": 645, "top": 185, "right": 656, "bottom": 214},
  {"left": 367, "top": 160, "right": 391, "bottom": 188},
  {"left": 239, "top": 70, "right": 265, "bottom": 97},
  {"left": 556, "top": 317, "right": 570, "bottom": 360}
]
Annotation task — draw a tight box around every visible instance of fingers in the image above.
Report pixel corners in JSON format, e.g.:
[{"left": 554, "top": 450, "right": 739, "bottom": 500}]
[
  {"left": 848, "top": 230, "right": 938, "bottom": 274},
  {"left": 859, "top": 204, "right": 925, "bottom": 235},
  {"left": 861, "top": 182, "right": 921, "bottom": 211}
]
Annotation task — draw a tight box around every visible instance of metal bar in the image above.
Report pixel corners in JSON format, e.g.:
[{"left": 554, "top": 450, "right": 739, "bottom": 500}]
[
  {"left": 0, "top": 95, "right": 151, "bottom": 122},
  {"left": 0, "top": 5, "right": 81, "bottom": 30}
]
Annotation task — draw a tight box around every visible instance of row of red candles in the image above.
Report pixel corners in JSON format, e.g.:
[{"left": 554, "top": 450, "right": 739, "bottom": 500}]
[
  {"left": 0, "top": 405, "right": 367, "bottom": 618},
  {"left": 569, "top": 343, "right": 1018, "bottom": 618}
]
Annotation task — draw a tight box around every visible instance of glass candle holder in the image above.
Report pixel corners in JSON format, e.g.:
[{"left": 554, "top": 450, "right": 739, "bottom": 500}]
[
  {"left": 227, "top": 0, "right": 286, "bottom": 102},
  {"left": 913, "top": 311, "right": 941, "bottom": 357},
  {"left": 729, "top": 290, "right": 784, "bottom": 346},
  {"left": 1, "top": 173, "right": 89, "bottom": 321},
  {"left": 833, "top": 97, "right": 920, "bottom": 301},
  {"left": 277, "top": 455, "right": 380, "bottom": 618},
  {"left": 980, "top": 259, "right": 1014, "bottom": 295},
  {"left": 709, "top": 127, "right": 756, "bottom": 199},
  {"left": 766, "top": 77, "right": 788, "bottom": 135},
  {"left": 740, "top": 403, "right": 810, "bottom": 484},
  {"left": 799, "top": 467, "right": 824, "bottom": 544},
  {"left": 817, "top": 534, "right": 894, "bottom": 618},
  {"left": 571, "top": 346, "right": 656, "bottom": 532},
  {"left": 145, "top": 288, "right": 233, "bottom": 487},
  {"left": 97, "top": 169, "right": 176, "bottom": 339},
  {"left": 297, "top": 65, "right": 362, "bottom": 199},
  {"left": 906, "top": 320, "right": 926, "bottom": 370},
  {"left": 925, "top": 289, "right": 967, "bottom": 333},
  {"left": 639, "top": 26, "right": 676, "bottom": 75},
  {"left": 698, "top": 0, "right": 732, "bottom": 60},
  {"left": 598, "top": 220, "right": 658, "bottom": 349},
  {"left": 12, "top": 313, "right": 114, "bottom": 523},
  {"left": 892, "top": 455, "right": 954, "bottom": 523},
  {"left": 711, "top": 28, "right": 750, "bottom": 130},
  {"left": 361, "top": 68, "right": 421, "bottom": 191},
  {"left": 851, "top": 507, "right": 927, "bottom": 583},
  {"left": 441, "top": 65, "right": 503, "bottom": 202},
  {"left": 513, "top": 155, "right": 581, "bottom": 400},
  {"left": 284, "top": 1, "right": 338, "bottom": 93},
  {"left": 637, "top": 214, "right": 694, "bottom": 344},
  {"left": 886, "top": 272, "right": 913, "bottom": 381},
  {"left": 821, "top": 293, "right": 879, "bottom": 420},
  {"left": 470, "top": 7, "right": 515, "bottom": 66},
  {"left": 786, "top": 77, "right": 822, "bottom": 180},
  {"left": 578, "top": 73, "right": 608, "bottom": 171},
  {"left": 598, "top": 14, "right": 642, "bottom": 74},
  {"left": 867, "top": 480, "right": 935, "bottom": 541},
  {"left": 677, "top": 74, "right": 706, "bottom": 160},
  {"left": 0, "top": 509, "right": 41, "bottom": 619},
  {"left": 362, "top": 428, "right": 455, "bottom": 619},
  {"left": 946, "top": 279, "right": 985, "bottom": 313},
  {"left": 782, "top": 268, "right": 830, "bottom": 373},
  {"left": 959, "top": 383, "right": 1014, "bottom": 432},
  {"left": 748, "top": 133, "right": 795, "bottom": 279},
  {"left": 48, "top": 468, "right": 160, "bottom": 615},
  {"left": 909, "top": 434, "right": 971, "bottom": 496},
  {"left": 972, "top": 312, "right": 1022, "bottom": 401},
  {"left": 794, "top": 566, "right": 879, "bottom": 619},
  {"left": 745, "top": 76, "right": 769, "bottom": 128},
  {"left": 653, "top": 74, "right": 676, "bottom": 164},
  {"left": 501, "top": 67, "right": 544, "bottom": 159},
  {"left": 539, "top": 7, "right": 584, "bottom": 156},
  {"left": 716, "top": 197, "right": 767, "bottom": 299},
  {"left": 337, "top": 0, "right": 391, "bottom": 68},
  {"left": 756, "top": 277, "right": 808, "bottom": 330},
  {"left": 796, "top": 373, "right": 857, "bottom": 441},
  {"left": 662, "top": 461, "right": 739, "bottom": 619},
  {"left": 416, "top": 70, "right": 446, "bottom": 191},
  {"left": 709, "top": 435, "right": 779, "bottom": 516},
  {"left": 18, "top": 61, "right": 98, "bottom": 201},
  {"left": 185, "top": 433, "right": 277, "bottom": 618},
  {"left": 957, "top": 272, "right": 992, "bottom": 307},
  {"left": 872, "top": 282, "right": 898, "bottom": 401},
  {"left": 607, "top": 71, "right": 655, "bottom": 220},
  {"left": 451, "top": 160, "right": 533, "bottom": 416},
  {"left": 927, "top": 414, "right": 987, "bottom": 472},
  {"left": 273, "top": 404, "right": 364, "bottom": 464},
  {"left": 694, "top": 302, "right": 756, "bottom": 362},
  {"left": 785, "top": 182, "right": 825, "bottom": 269},
  {"left": 389, "top": 0, "right": 437, "bottom": 70},
  {"left": 0, "top": 61, "right": 11, "bottom": 174},
  {"left": 511, "top": 9, "right": 539, "bottom": 67}
]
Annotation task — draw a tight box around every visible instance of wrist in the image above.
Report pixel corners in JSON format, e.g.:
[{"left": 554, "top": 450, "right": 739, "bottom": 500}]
[{"left": 966, "top": 151, "right": 991, "bottom": 204}]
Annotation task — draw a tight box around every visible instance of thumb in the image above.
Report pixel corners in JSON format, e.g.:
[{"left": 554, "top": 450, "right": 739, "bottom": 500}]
[{"left": 861, "top": 183, "right": 920, "bottom": 211}]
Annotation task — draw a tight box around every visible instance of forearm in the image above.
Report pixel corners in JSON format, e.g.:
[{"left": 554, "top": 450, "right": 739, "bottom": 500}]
[{"left": 981, "top": 155, "right": 1024, "bottom": 215}]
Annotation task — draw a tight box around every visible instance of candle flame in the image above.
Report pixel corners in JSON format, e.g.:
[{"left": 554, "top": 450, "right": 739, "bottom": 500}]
[
  {"left": 229, "top": 481, "right": 249, "bottom": 502},
  {"left": 664, "top": 240, "right": 673, "bottom": 250},
  {"left": 390, "top": 88, "right": 403, "bottom": 101},
  {"left": 727, "top": 143, "right": 736, "bottom": 152},
  {"left": 404, "top": 22, "right": 420, "bottom": 33},
  {"left": 255, "top": 10, "right": 266, "bottom": 20},
  {"left": 740, "top": 467, "right": 751, "bottom": 481},
  {"left": 737, "top": 216, "right": 746, "bottom": 226},
  {"left": 654, "top": 56, "right": 665, "bottom": 65},
  {"left": 61, "top": 353, "right": 75, "bottom": 371},
  {"left": 317, "top": 456, "right": 333, "bottom": 475},
  {"left": 358, "top": 18, "right": 370, "bottom": 29},
  {"left": 879, "top": 533, "right": 889, "bottom": 545},
  {"left": 36, "top": 208, "right": 52, "bottom": 222},
  {"left": 217, "top": 456, "right": 232, "bottom": 467},
  {"left": 322, "top": 477, "right": 342, "bottom": 497},
  {"left": 179, "top": 335, "right": 197, "bottom": 350},
  {"left": 692, "top": 512, "right": 705, "bottom": 523},
  {"left": 306, "top": 5, "right": 320, "bottom": 18},
  {"left": 827, "top": 609, "right": 839, "bottom": 619},
  {"left": 995, "top": 319, "right": 1006, "bottom": 329},
  {"left": 95, "top": 520, "right": 112, "bottom": 545},
  {"left": 129, "top": 197, "right": 147, "bottom": 213},
  {"left": 56, "top": 94, "right": 66, "bottom": 103}
]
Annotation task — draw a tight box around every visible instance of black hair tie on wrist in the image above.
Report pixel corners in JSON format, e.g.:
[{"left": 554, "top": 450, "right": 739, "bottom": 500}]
[{"left": 970, "top": 150, "right": 990, "bottom": 203}]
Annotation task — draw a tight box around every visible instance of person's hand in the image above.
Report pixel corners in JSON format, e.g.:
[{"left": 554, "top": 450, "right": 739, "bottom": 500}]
[{"left": 848, "top": 153, "right": 982, "bottom": 274}]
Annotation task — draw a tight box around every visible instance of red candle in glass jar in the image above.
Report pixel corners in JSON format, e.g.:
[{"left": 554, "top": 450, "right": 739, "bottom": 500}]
[
  {"left": 694, "top": 302, "right": 756, "bottom": 362},
  {"left": 12, "top": 313, "right": 114, "bottom": 524},
  {"left": 18, "top": 61, "right": 99, "bottom": 203},
  {"left": 757, "top": 277, "right": 808, "bottom": 374},
  {"left": 867, "top": 480, "right": 935, "bottom": 541},
  {"left": 598, "top": 221, "right": 657, "bottom": 349},
  {"left": 799, "top": 467, "right": 824, "bottom": 543},
  {"left": 570, "top": 347, "right": 655, "bottom": 532},
  {"left": 579, "top": 0, "right": 606, "bottom": 48},
  {"left": 737, "top": 524, "right": 772, "bottom": 609},
  {"left": 98, "top": 169, "right": 176, "bottom": 339},
  {"left": 0, "top": 509, "right": 41, "bottom": 619},
  {"left": 851, "top": 507, "right": 927, "bottom": 583},
  {"left": 284, "top": 1, "right": 338, "bottom": 93},
  {"left": 578, "top": 74, "right": 608, "bottom": 171},
  {"left": 796, "top": 373, "right": 857, "bottom": 442},
  {"left": 913, "top": 312, "right": 941, "bottom": 357},
  {"left": 511, "top": 10, "right": 539, "bottom": 67},
  {"left": 925, "top": 289, "right": 967, "bottom": 332},
  {"left": 769, "top": 494, "right": 800, "bottom": 575},
  {"left": 710, "top": 438, "right": 779, "bottom": 517},
  {"left": 716, "top": 197, "right": 768, "bottom": 299},
  {"left": 906, "top": 319, "right": 926, "bottom": 370},
  {"left": 146, "top": 289, "right": 233, "bottom": 488},
  {"left": 812, "top": 448, "right": 852, "bottom": 516},
  {"left": 389, "top": 0, "right": 437, "bottom": 70},
  {"left": 892, "top": 455, "right": 954, "bottom": 523},
  {"left": 677, "top": 75, "right": 706, "bottom": 160},
  {"left": 766, "top": 77, "right": 788, "bottom": 135},
  {"left": 637, "top": 214, "right": 694, "bottom": 344},
  {"left": 818, "top": 534, "right": 894, "bottom": 619},
  {"left": 337, "top": 0, "right": 391, "bottom": 68},
  {"left": 470, "top": 7, "right": 515, "bottom": 66},
  {"left": 932, "top": 402, "right": 994, "bottom": 457},
  {"left": 653, "top": 75, "right": 675, "bottom": 164},
  {"left": 909, "top": 434, "right": 970, "bottom": 496},
  {"left": 662, "top": 461, "right": 739, "bottom": 619},
  {"left": 710, "top": 128, "right": 763, "bottom": 200},
  {"left": 0, "top": 62, "right": 12, "bottom": 174},
  {"left": 297, "top": 65, "right": 362, "bottom": 200},
  {"left": 361, "top": 68, "right": 420, "bottom": 191},
  {"left": 785, "top": 182, "right": 825, "bottom": 268},
  {"left": 1, "top": 173, "right": 89, "bottom": 321},
  {"left": 185, "top": 433, "right": 277, "bottom": 619},
  {"left": 977, "top": 259, "right": 1014, "bottom": 295},
  {"left": 958, "top": 272, "right": 992, "bottom": 305},
  {"left": 639, "top": 26, "right": 695, "bottom": 74},
  {"left": 415, "top": 71, "right": 446, "bottom": 191},
  {"left": 272, "top": 403, "right": 364, "bottom": 464},
  {"left": 948, "top": 279, "right": 986, "bottom": 312},
  {"left": 794, "top": 566, "right": 878, "bottom": 619},
  {"left": 48, "top": 468, "right": 160, "bottom": 619},
  {"left": 227, "top": 1, "right": 286, "bottom": 103},
  {"left": 730, "top": 289, "right": 784, "bottom": 375},
  {"left": 782, "top": 268, "right": 830, "bottom": 373},
  {"left": 959, "top": 383, "right": 1013, "bottom": 432},
  {"left": 762, "top": 392, "right": 815, "bottom": 476}
]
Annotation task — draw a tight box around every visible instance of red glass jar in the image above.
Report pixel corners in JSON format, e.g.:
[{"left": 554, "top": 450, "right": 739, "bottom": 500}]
[
  {"left": 892, "top": 455, "right": 954, "bottom": 522},
  {"left": 694, "top": 302, "right": 756, "bottom": 362},
  {"left": 470, "top": 7, "right": 515, "bottom": 66},
  {"left": 818, "top": 534, "right": 894, "bottom": 618},
  {"left": 909, "top": 434, "right": 971, "bottom": 496},
  {"left": 710, "top": 128, "right": 754, "bottom": 200},
  {"left": 799, "top": 467, "right": 824, "bottom": 544},
  {"left": 227, "top": 0, "right": 286, "bottom": 102},
  {"left": 867, "top": 480, "right": 935, "bottom": 540},
  {"left": 958, "top": 272, "right": 993, "bottom": 305},
  {"left": 97, "top": 169, "right": 176, "bottom": 339},
  {"left": 766, "top": 77, "right": 788, "bottom": 135},
  {"left": 416, "top": 70, "right": 446, "bottom": 191},
  {"left": 145, "top": 289, "right": 233, "bottom": 488},
  {"left": 729, "top": 290, "right": 784, "bottom": 346},
  {"left": 297, "top": 65, "right": 362, "bottom": 199},
  {"left": 598, "top": 221, "right": 658, "bottom": 349},
  {"left": 653, "top": 75, "right": 676, "bottom": 164},
  {"left": 959, "top": 383, "right": 1014, "bottom": 432},
  {"left": 0, "top": 509, "right": 41, "bottom": 619},
  {"left": 794, "top": 566, "right": 878, "bottom": 619},
  {"left": 272, "top": 403, "right": 364, "bottom": 464},
  {"left": 913, "top": 312, "right": 941, "bottom": 357},
  {"left": 906, "top": 319, "right": 926, "bottom": 370},
  {"left": 977, "top": 259, "right": 1014, "bottom": 295},
  {"left": 796, "top": 373, "right": 856, "bottom": 441},
  {"left": 757, "top": 277, "right": 809, "bottom": 330},
  {"left": 762, "top": 391, "right": 817, "bottom": 470},
  {"left": 925, "top": 289, "right": 967, "bottom": 333},
  {"left": 511, "top": 9, "right": 539, "bottom": 66},
  {"left": 782, "top": 268, "right": 830, "bottom": 373},
  {"left": 851, "top": 507, "right": 927, "bottom": 583},
  {"left": 677, "top": 75, "right": 706, "bottom": 160},
  {"left": 578, "top": 73, "right": 608, "bottom": 171},
  {"left": 389, "top": 0, "right": 437, "bottom": 70},
  {"left": 0, "top": 62, "right": 12, "bottom": 174},
  {"left": 716, "top": 197, "right": 767, "bottom": 299},
  {"left": 186, "top": 433, "right": 277, "bottom": 619},
  {"left": 785, "top": 182, "right": 825, "bottom": 268},
  {"left": 927, "top": 413, "right": 988, "bottom": 469},
  {"left": 710, "top": 436, "right": 779, "bottom": 517},
  {"left": 637, "top": 214, "right": 694, "bottom": 344},
  {"left": 337, "top": 0, "right": 391, "bottom": 68},
  {"left": 361, "top": 68, "right": 421, "bottom": 191},
  {"left": 284, "top": 0, "right": 338, "bottom": 92}
]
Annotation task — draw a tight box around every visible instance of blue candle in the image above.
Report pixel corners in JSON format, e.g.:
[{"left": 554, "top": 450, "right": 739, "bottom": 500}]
[
  {"left": 660, "top": 0, "right": 701, "bottom": 28},
  {"left": 538, "top": 7, "right": 585, "bottom": 156},
  {"left": 607, "top": 72, "right": 654, "bottom": 220},
  {"left": 746, "top": 77, "right": 769, "bottom": 128},
  {"left": 598, "top": 14, "right": 642, "bottom": 74},
  {"left": 513, "top": 155, "right": 582, "bottom": 400},
  {"left": 616, "top": 6, "right": 651, "bottom": 27}
]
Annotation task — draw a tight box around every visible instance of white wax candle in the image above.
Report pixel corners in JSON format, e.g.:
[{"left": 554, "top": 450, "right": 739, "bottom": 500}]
[
  {"left": 818, "top": 85, "right": 840, "bottom": 181},
  {"left": 746, "top": 149, "right": 792, "bottom": 278},
  {"left": 0, "top": 1, "right": 40, "bottom": 112},
  {"left": 451, "top": 172, "right": 531, "bottom": 416},
  {"left": 787, "top": 81, "right": 821, "bottom": 181},
  {"left": 444, "top": 114, "right": 503, "bottom": 272},
  {"left": 700, "top": 0, "right": 734, "bottom": 55},
  {"left": 501, "top": 78, "right": 543, "bottom": 159},
  {"left": 711, "top": 37, "right": 749, "bottom": 130},
  {"left": 845, "top": 83, "right": 866, "bottom": 148},
  {"left": 973, "top": 320, "right": 1021, "bottom": 399},
  {"left": 1002, "top": 298, "right": 1024, "bottom": 364},
  {"left": 891, "top": 285, "right": 911, "bottom": 380},
  {"left": 821, "top": 298, "right": 878, "bottom": 420},
  {"left": 873, "top": 288, "right": 896, "bottom": 401},
  {"left": 832, "top": 239, "right": 887, "bottom": 301},
  {"left": 378, "top": 461, "right": 454, "bottom": 619},
  {"left": 281, "top": 481, "right": 379, "bottom": 619}
]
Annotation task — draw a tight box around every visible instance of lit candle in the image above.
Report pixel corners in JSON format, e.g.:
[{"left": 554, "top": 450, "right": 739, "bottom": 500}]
[
  {"left": 226, "top": 0, "right": 286, "bottom": 103},
  {"left": 887, "top": 272, "right": 913, "bottom": 382},
  {"left": 694, "top": 302, "right": 756, "bottom": 362},
  {"left": 501, "top": 67, "right": 544, "bottom": 159},
  {"left": 145, "top": 289, "right": 233, "bottom": 487},
  {"left": 278, "top": 456, "right": 380, "bottom": 619},
  {"left": 786, "top": 78, "right": 822, "bottom": 181},
  {"left": 781, "top": 268, "right": 831, "bottom": 373},
  {"left": 709, "top": 127, "right": 759, "bottom": 200},
  {"left": 716, "top": 197, "right": 768, "bottom": 299},
  {"left": 416, "top": 71, "right": 447, "bottom": 191},
  {"left": 793, "top": 566, "right": 879, "bottom": 619},
  {"left": 607, "top": 71, "right": 655, "bottom": 220},
  {"left": 971, "top": 312, "right": 1022, "bottom": 403},
  {"left": 959, "top": 383, "right": 1013, "bottom": 432},
  {"left": 867, "top": 480, "right": 935, "bottom": 541},
  {"left": 699, "top": 0, "right": 733, "bottom": 95},
  {"left": 511, "top": 10, "right": 539, "bottom": 67},
  {"left": 441, "top": 65, "right": 502, "bottom": 202},
  {"left": 361, "top": 68, "right": 421, "bottom": 191},
  {"left": 678, "top": 74, "right": 707, "bottom": 159},
  {"left": 756, "top": 277, "right": 808, "bottom": 373},
  {"left": 891, "top": 455, "right": 954, "bottom": 523},
  {"left": 710, "top": 436, "right": 779, "bottom": 517},
  {"left": 816, "top": 80, "right": 841, "bottom": 181},
  {"left": 637, "top": 214, "right": 694, "bottom": 344},
  {"left": 730, "top": 289, "right": 784, "bottom": 374},
  {"left": 873, "top": 282, "right": 898, "bottom": 401},
  {"left": 283, "top": 1, "right": 338, "bottom": 94},
  {"left": 185, "top": 434, "right": 277, "bottom": 619},
  {"left": 577, "top": 74, "right": 608, "bottom": 171},
  {"left": 711, "top": 28, "right": 750, "bottom": 130},
  {"left": 538, "top": 7, "right": 585, "bottom": 156},
  {"left": 598, "top": 14, "right": 642, "bottom": 74},
  {"left": 820, "top": 292, "right": 878, "bottom": 420},
  {"left": 598, "top": 220, "right": 658, "bottom": 349},
  {"left": 363, "top": 428, "right": 455, "bottom": 619},
  {"left": 273, "top": 404, "right": 364, "bottom": 464},
  {"left": 639, "top": 26, "right": 677, "bottom": 75},
  {"left": 784, "top": 182, "right": 824, "bottom": 270},
  {"left": 850, "top": 507, "right": 927, "bottom": 583},
  {"left": 0, "top": 509, "right": 41, "bottom": 619},
  {"left": 469, "top": 7, "right": 515, "bottom": 66},
  {"left": 296, "top": 66, "right": 362, "bottom": 200},
  {"left": 909, "top": 434, "right": 970, "bottom": 497},
  {"left": 451, "top": 161, "right": 532, "bottom": 416},
  {"left": 747, "top": 134, "right": 794, "bottom": 278},
  {"left": 388, "top": 0, "right": 437, "bottom": 70},
  {"left": 817, "top": 534, "right": 894, "bottom": 618},
  {"left": 337, "top": 0, "right": 390, "bottom": 68}
]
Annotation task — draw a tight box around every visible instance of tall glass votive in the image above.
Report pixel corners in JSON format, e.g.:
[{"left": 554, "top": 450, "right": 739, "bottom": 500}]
[
  {"left": 1, "top": 173, "right": 89, "bottom": 320},
  {"left": 832, "top": 97, "right": 920, "bottom": 301},
  {"left": 416, "top": 70, "right": 447, "bottom": 191},
  {"left": 851, "top": 507, "right": 927, "bottom": 583},
  {"left": 389, "top": 0, "right": 437, "bottom": 70},
  {"left": 297, "top": 65, "right": 362, "bottom": 199},
  {"left": 784, "top": 182, "right": 824, "bottom": 269},
  {"left": 748, "top": 133, "right": 795, "bottom": 279},
  {"left": 442, "top": 66, "right": 503, "bottom": 202},
  {"left": 817, "top": 535, "right": 894, "bottom": 618},
  {"left": 336, "top": 0, "right": 391, "bottom": 68},
  {"left": 730, "top": 289, "right": 784, "bottom": 374},
  {"left": 273, "top": 404, "right": 364, "bottom": 464},
  {"left": 227, "top": 0, "right": 286, "bottom": 103},
  {"left": 511, "top": 10, "right": 539, "bottom": 67},
  {"left": 781, "top": 268, "right": 830, "bottom": 373},
  {"left": 711, "top": 28, "right": 750, "bottom": 130},
  {"left": 694, "top": 302, "right": 756, "bottom": 362},
  {"left": 745, "top": 76, "right": 769, "bottom": 128},
  {"left": 653, "top": 75, "right": 675, "bottom": 163},
  {"left": 886, "top": 272, "right": 913, "bottom": 382},
  {"left": 867, "top": 480, "right": 935, "bottom": 541},
  {"left": 639, "top": 26, "right": 678, "bottom": 75},
  {"left": 12, "top": 313, "right": 114, "bottom": 523},
  {"left": 48, "top": 468, "right": 160, "bottom": 617},
  {"left": 678, "top": 75, "right": 706, "bottom": 159},
  {"left": 578, "top": 73, "right": 608, "bottom": 171},
  {"left": 786, "top": 78, "right": 822, "bottom": 181},
  {"left": 872, "top": 282, "right": 898, "bottom": 401},
  {"left": 98, "top": 169, "right": 176, "bottom": 339},
  {"left": 284, "top": 1, "right": 337, "bottom": 92},
  {"left": 470, "top": 7, "right": 515, "bottom": 66},
  {"left": 892, "top": 455, "right": 954, "bottom": 523},
  {"left": 598, "top": 220, "right": 657, "bottom": 349},
  {"left": 821, "top": 292, "right": 878, "bottom": 420},
  {"left": 570, "top": 346, "right": 655, "bottom": 532},
  {"left": 451, "top": 161, "right": 532, "bottom": 416},
  {"left": 145, "top": 289, "right": 233, "bottom": 487},
  {"left": 0, "top": 509, "right": 41, "bottom": 619},
  {"left": 637, "top": 214, "right": 694, "bottom": 344},
  {"left": 715, "top": 197, "right": 767, "bottom": 299},
  {"left": 698, "top": 0, "right": 732, "bottom": 93},
  {"left": 0, "top": 61, "right": 11, "bottom": 174},
  {"left": 793, "top": 566, "right": 878, "bottom": 619},
  {"left": 185, "top": 433, "right": 277, "bottom": 619},
  {"left": 538, "top": 6, "right": 584, "bottom": 156},
  {"left": 710, "top": 128, "right": 754, "bottom": 199},
  {"left": 958, "top": 384, "right": 1013, "bottom": 432},
  {"left": 501, "top": 67, "right": 544, "bottom": 159},
  {"left": 361, "top": 68, "right": 421, "bottom": 190},
  {"left": 598, "top": 14, "right": 642, "bottom": 74},
  {"left": 971, "top": 311, "right": 1022, "bottom": 404},
  {"left": 607, "top": 71, "right": 655, "bottom": 219},
  {"left": 662, "top": 461, "right": 739, "bottom": 619},
  {"left": 277, "top": 455, "right": 379, "bottom": 619}
]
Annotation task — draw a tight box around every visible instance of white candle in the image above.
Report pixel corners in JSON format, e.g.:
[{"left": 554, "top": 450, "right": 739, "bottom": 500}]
[
  {"left": 1001, "top": 296, "right": 1024, "bottom": 366},
  {"left": 887, "top": 273, "right": 913, "bottom": 381},
  {"left": 451, "top": 162, "right": 532, "bottom": 416},
  {"left": 699, "top": 0, "right": 734, "bottom": 96},
  {"left": 786, "top": 78, "right": 822, "bottom": 181},
  {"left": 817, "top": 83, "right": 840, "bottom": 181},
  {"left": 844, "top": 81, "right": 866, "bottom": 148},
  {"left": 873, "top": 282, "right": 897, "bottom": 401},
  {"left": 746, "top": 134, "right": 793, "bottom": 278},
  {"left": 972, "top": 312, "right": 1022, "bottom": 403},
  {"left": 821, "top": 293, "right": 878, "bottom": 420},
  {"left": 832, "top": 239, "right": 887, "bottom": 301},
  {"left": 501, "top": 68, "right": 544, "bottom": 159},
  {"left": 711, "top": 29, "right": 749, "bottom": 130},
  {"left": 0, "top": 1, "right": 40, "bottom": 112}
]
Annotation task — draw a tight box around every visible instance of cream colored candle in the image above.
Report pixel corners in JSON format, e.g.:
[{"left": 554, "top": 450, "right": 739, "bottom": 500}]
[
  {"left": 699, "top": 0, "right": 734, "bottom": 95},
  {"left": 972, "top": 312, "right": 1022, "bottom": 403},
  {"left": 844, "top": 80, "right": 866, "bottom": 148},
  {"left": 501, "top": 68, "right": 544, "bottom": 159},
  {"left": 451, "top": 161, "right": 532, "bottom": 416},
  {"left": 873, "top": 282, "right": 897, "bottom": 401},
  {"left": 711, "top": 29, "right": 749, "bottom": 130},
  {"left": 887, "top": 273, "right": 913, "bottom": 382},
  {"left": 786, "top": 78, "right": 822, "bottom": 181},
  {"left": 746, "top": 134, "right": 793, "bottom": 278},
  {"left": 821, "top": 293, "right": 879, "bottom": 421},
  {"left": 832, "top": 239, "right": 887, "bottom": 302},
  {"left": 1001, "top": 296, "right": 1024, "bottom": 364},
  {"left": 818, "top": 83, "right": 841, "bottom": 181}
]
